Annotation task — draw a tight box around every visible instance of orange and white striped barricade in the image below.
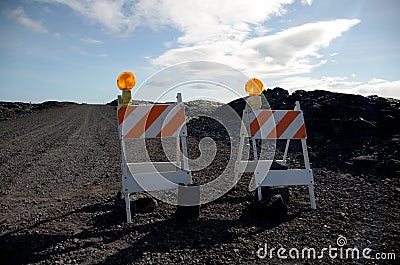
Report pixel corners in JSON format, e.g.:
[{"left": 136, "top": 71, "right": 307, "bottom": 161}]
[
  {"left": 235, "top": 101, "right": 316, "bottom": 209},
  {"left": 117, "top": 93, "right": 191, "bottom": 223}
]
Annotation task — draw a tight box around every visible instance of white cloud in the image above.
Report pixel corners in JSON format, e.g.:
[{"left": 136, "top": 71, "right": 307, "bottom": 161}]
[
  {"left": 40, "top": 0, "right": 138, "bottom": 35},
  {"left": 77, "top": 50, "right": 108, "bottom": 57},
  {"left": 152, "top": 19, "right": 360, "bottom": 77},
  {"left": 79, "top": 50, "right": 88, "bottom": 56},
  {"left": 41, "top": 0, "right": 296, "bottom": 39},
  {"left": 40, "top": 1, "right": 360, "bottom": 79},
  {"left": 80, "top": 37, "right": 103, "bottom": 44},
  {"left": 354, "top": 79, "right": 400, "bottom": 98},
  {"left": 134, "top": 0, "right": 295, "bottom": 44},
  {"left": 368, "top": 78, "right": 386, "bottom": 84},
  {"left": 53, "top": 32, "right": 62, "bottom": 39},
  {"left": 253, "top": 25, "right": 273, "bottom": 36},
  {"left": 276, "top": 76, "right": 361, "bottom": 91},
  {"left": 6, "top": 7, "right": 48, "bottom": 33},
  {"left": 275, "top": 76, "right": 400, "bottom": 99},
  {"left": 301, "top": 0, "right": 314, "bottom": 5}
]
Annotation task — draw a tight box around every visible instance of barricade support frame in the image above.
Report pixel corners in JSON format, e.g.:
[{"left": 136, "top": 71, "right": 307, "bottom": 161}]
[
  {"left": 118, "top": 93, "right": 192, "bottom": 223},
  {"left": 235, "top": 100, "right": 316, "bottom": 209}
]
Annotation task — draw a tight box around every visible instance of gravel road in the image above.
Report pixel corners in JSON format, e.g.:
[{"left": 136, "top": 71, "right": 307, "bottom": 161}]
[{"left": 0, "top": 103, "right": 398, "bottom": 264}]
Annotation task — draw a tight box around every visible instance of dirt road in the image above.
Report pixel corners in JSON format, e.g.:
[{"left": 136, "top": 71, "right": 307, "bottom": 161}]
[
  {"left": 0, "top": 104, "right": 398, "bottom": 264},
  {"left": 0, "top": 104, "right": 122, "bottom": 264}
]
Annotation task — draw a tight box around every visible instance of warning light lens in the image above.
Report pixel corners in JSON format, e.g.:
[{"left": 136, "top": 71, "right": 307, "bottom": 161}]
[
  {"left": 117, "top": 71, "right": 136, "bottom": 90},
  {"left": 245, "top": 78, "right": 264, "bottom": 96}
]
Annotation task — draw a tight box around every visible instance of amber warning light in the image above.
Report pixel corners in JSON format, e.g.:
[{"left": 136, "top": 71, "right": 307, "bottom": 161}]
[
  {"left": 117, "top": 71, "right": 136, "bottom": 106},
  {"left": 117, "top": 71, "right": 136, "bottom": 90},
  {"left": 245, "top": 78, "right": 264, "bottom": 96},
  {"left": 245, "top": 78, "right": 264, "bottom": 110}
]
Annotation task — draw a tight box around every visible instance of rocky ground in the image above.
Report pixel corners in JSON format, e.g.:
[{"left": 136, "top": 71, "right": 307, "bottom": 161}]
[
  {"left": 0, "top": 101, "right": 75, "bottom": 121},
  {"left": 0, "top": 90, "right": 399, "bottom": 264}
]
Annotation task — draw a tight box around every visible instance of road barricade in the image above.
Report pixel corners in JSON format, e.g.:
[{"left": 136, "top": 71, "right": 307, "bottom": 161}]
[
  {"left": 235, "top": 100, "right": 316, "bottom": 209},
  {"left": 117, "top": 93, "right": 191, "bottom": 223}
]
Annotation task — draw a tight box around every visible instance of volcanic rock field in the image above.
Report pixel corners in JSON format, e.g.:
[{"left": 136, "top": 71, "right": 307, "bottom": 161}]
[{"left": 0, "top": 88, "right": 399, "bottom": 264}]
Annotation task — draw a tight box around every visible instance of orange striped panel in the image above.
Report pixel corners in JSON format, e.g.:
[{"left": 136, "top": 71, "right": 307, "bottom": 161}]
[
  {"left": 144, "top": 105, "right": 169, "bottom": 131},
  {"left": 118, "top": 106, "right": 137, "bottom": 125},
  {"left": 250, "top": 110, "right": 274, "bottom": 136},
  {"left": 157, "top": 107, "right": 185, "bottom": 137},
  {"left": 125, "top": 105, "right": 169, "bottom": 138},
  {"left": 266, "top": 111, "right": 299, "bottom": 138},
  {"left": 293, "top": 124, "right": 307, "bottom": 138}
]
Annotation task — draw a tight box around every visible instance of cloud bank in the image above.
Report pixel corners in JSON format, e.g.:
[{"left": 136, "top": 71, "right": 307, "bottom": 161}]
[
  {"left": 152, "top": 19, "right": 361, "bottom": 78},
  {"left": 5, "top": 6, "right": 48, "bottom": 33},
  {"left": 33, "top": 0, "right": 397, "bottom": 98},
  {"left": 40, "top": 1, "right": 359, "bottom": 76},
  {"left": 277, "top": 77, "right": 400, "bottom": 99}
]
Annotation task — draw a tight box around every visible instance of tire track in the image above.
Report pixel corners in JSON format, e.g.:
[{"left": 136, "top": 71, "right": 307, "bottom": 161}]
[
  {"left": 0, "top": 106, "right": 95, "bottom": 189},
  {"left": 0, "top": 105, "right": 121, "bottom": 228},
  {"left": 0, "top": 106, "right": 79, "bottom": 167},
  {"left": 0, "top": 106, "right": 76, "bottom": 144}
]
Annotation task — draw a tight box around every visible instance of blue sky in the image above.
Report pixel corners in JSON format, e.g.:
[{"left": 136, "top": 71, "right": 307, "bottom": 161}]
[{"left": 0, "top": 0, "right": 399, "bottom": 103}]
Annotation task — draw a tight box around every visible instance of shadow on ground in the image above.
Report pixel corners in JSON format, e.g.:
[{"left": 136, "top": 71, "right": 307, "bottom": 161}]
[{"left": 0, "top": 197, "right": 300, "bottom": 264}]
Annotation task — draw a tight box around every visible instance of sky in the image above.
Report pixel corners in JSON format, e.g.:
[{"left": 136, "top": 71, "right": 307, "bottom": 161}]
[{"left": 0, "top": 0, "right": 399, "bottom": 103}]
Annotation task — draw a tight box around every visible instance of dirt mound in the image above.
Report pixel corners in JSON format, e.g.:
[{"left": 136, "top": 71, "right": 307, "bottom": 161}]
[
  {"left": 106, "top": 99, "right": 154, "bottom": 106},
  {"left": 223, "top": 88, "right": 400, "bottom": 178},
  {"left": 0, "top": 101, "right": 75, "bottom": 121}
]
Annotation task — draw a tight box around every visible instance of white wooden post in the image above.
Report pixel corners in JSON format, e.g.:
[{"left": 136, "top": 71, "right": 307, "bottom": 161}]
[
  {"left": 177, "top": 93, "right": 191, "bottom": 182},
  {"left": 295, "top": 101, "right": 316, "bottom": 209}
]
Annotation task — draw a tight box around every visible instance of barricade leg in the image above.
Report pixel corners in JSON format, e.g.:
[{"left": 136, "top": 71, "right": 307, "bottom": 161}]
[
  {"left": 308, "top": 185, "right": 316, "bottom": 209},
  {"left": 124, "top": 192, "right": 132, "bottom": 223},
  {"left": 282, "top": 139, "right": 290, "bottom": 164},
  {"left": 257, "top": 187, "right": 262, "bottom": 201},
  {"left": 118, "top": 92, "right": 192, "bottom": 224},
  {"left": 240, "top": 102, "right": 317, "bottom": 210}
]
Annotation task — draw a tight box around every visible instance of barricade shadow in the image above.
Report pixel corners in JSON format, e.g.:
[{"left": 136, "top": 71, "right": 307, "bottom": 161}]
[
  {"left": 0, "top": 199, "right": 123, "bottom": 264},
  {"left": 98, "top": 201, "right": 303, "bottom": 264},
  {"left": 0, "top": 198, "right": 304, "bottom": 264},
  {"left": 98, "top": 217, "right": 237, "bottom": 264},
  {"left": 0, "top": 233, "right": 69, "bottom": 265}
]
